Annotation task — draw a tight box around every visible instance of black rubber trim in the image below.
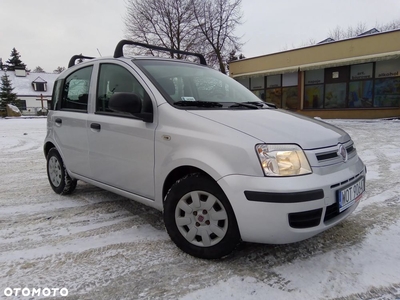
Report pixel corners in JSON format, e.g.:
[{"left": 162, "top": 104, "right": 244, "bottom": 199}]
[
  {"left": 244, "top": 189, "right": 324, "bottom": 203},
  {"left": 114, "top": 40, "right": 207, "bottom": 65}
]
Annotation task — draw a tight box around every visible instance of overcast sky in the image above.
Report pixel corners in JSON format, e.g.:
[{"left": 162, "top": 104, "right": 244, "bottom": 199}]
[{"left": 1, "top": 0, "right": 399, "bottom": 73}]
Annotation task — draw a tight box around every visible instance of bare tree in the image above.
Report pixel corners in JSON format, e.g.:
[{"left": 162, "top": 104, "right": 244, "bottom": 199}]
[
  {"left": 327, "top": 25, "right": 343, "bottom": 41},
  {"left": 327, "top": 23, "right": 368, "bottom": 40},
  {"left": 124, "top": 0, "right": 202, "bottom": 59},
  {"left": 33, "top": 66, "right": 45, "bottom": 73},
  {"left": 124, "top": 0, "right": 243, "bottom": 72},
  {"left": 192, "top": 0, "right": 243, "bottom": 74},
  {"left": 354, "top": 22, "right": 368, "bottom": 36},
  {"left": 53, "top": 66, "right": 66, "bottom": 74},
  {"left": 375, "top": 19, "right": 400, "bottom": 31},
  {"left": 327, "top": 20, "right": 400, "bottom": 41},
  {"left": 297, "top": 19, "right": 400, "bottom": 49}
]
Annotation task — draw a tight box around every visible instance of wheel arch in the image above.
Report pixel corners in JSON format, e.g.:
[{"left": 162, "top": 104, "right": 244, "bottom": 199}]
[
  {"left": 44, "top": 141, "right": 56, "bottom": 158},
  {"left": 162, "top": 166, "right": 214, "bottom": 203}
]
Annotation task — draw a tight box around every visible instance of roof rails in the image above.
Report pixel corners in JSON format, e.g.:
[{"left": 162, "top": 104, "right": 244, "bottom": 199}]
[
  {"left": 68, "top": 55, "right": 95, "bottom": 68},
  {"left": 113, "top": 40, "right": 207, "bottom": 66}
]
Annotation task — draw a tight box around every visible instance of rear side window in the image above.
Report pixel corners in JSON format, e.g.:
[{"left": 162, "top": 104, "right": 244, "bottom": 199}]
[
  {"left": 96, "top": 64, "right": 152, "bottom": 114},
  {"left": 51, "top": 79, "right": 62, "bottom": 110},
  {"left": 61, "top": 66, "right": 93, "bottom": 111}
]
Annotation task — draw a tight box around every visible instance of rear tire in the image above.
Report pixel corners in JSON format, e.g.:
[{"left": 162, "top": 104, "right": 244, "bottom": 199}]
[
  {"left": 47, "top": 148, "right": 77, "bottom": 195},
  {"left": 164, "top": 173, "right": 240, "bottom": 259}
]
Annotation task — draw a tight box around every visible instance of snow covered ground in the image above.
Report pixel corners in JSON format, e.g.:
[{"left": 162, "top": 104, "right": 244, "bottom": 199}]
[{"left": 0, "top": 117, "right": 399, "bottom": 300}]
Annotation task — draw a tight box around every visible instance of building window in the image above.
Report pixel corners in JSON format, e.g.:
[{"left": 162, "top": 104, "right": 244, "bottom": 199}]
[
  {"left": 349, "top": 80, "right": 373, "bottom": 107},
  {"left": 32, "top": 77, "right": 48, "bottom": 92},
  {"left": 304, "top": 85, "right": 324, "bottom": 109},
  {"left": 266, "top": 75, "right": 282, "bottom": 107},
  {"left": 235, "top": 77, "right": 250, "bottom": 89},
  {"left": 374, "top": 77, "right": 400, "bottom": 107},
  {"left": 250, "top": 76, "right": 265, "bottom": 101},
  {"left": 325, "top": 83, "right": 347, "bottom": 108},
  {"left": 374, "top": 59, "right": 400, "bottom": 107},
  {"left": 282, "top": 73, "right": 298, "bottom": 109},
  {"left": 266, "top": 88, "right": 281, "bottom": 107},
  {"left": 16, "top": 100, "right": 27, "bottom": 110},
  {"left": 324, "top": 66, "right": 349, "bottom": 108},
  {"left": 304, "top": 70, "right": 324, "bottom": 109},
  {"left": 32, "top": 82, "right": 47, "bottom": 92},
  {"left": 348, "top": 63, "right": 373, "bottom": 108}
]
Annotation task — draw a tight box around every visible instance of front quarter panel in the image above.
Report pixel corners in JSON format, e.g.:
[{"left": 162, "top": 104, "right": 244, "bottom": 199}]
[{"left": 154, "top": 104, "right": 264, "bottom": 207}]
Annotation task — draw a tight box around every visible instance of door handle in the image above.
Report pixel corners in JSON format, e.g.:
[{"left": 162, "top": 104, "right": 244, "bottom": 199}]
[
  {"left": 90, "top": 123, "right": 101, "bottom": 131},
  {"left": 55, "top": 118, "right": 62, "bottom": 124}
]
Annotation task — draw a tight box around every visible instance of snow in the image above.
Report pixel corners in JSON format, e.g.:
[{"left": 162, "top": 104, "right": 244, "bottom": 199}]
[
  {"left": 6, "top": 104, "right": 21, "bottom": 114},
  {"left": 0, "top": 71, "right": 57, "bottom": 97},
  {"left": 0, "top": 117, "right": 399, "bottom": 299}
]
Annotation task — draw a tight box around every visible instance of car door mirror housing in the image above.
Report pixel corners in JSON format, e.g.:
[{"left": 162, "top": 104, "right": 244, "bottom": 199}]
[{"left": 109, "top": 92, "right": 142, "bottom": 115}]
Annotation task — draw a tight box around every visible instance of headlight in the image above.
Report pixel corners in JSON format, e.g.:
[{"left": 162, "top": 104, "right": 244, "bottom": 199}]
[{"left": 256, "top": 144, "right": 312, "bottom": 176}]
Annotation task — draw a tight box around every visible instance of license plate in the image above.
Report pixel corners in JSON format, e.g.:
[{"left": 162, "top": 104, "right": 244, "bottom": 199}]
[{"left": 338, "top": 177, "right": 365, "bottom": 212}]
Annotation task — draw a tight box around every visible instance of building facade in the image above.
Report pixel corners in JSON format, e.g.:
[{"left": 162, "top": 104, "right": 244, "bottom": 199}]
[
  {"left": 0, "top": 69, "right": 58, "bottom": 115},
  {"left": 229, "top": 29, "right": 400, "bottom": 119}
]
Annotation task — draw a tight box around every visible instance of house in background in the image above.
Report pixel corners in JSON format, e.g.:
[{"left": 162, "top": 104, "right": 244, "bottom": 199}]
[{"left": 0, "top": 68, "right": 58, "bottom": 115}]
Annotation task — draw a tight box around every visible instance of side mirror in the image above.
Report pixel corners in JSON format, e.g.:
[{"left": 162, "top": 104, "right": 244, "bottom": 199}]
[{"left": 109, "top": 92, "right": 142, "bottom": 114}]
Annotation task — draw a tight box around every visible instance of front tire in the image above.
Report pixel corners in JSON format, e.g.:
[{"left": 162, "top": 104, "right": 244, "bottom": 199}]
[
  {"left": 164, "top": 174, "right": 240, "bottom": 259},
  {"left": 47, "top": 148, "right": 77, "bottom": 195}
]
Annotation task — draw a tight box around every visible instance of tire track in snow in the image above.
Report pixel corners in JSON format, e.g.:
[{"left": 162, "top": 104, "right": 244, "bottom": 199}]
[{"left": 1, "top": 118, "right": 400, "bottom": 300}]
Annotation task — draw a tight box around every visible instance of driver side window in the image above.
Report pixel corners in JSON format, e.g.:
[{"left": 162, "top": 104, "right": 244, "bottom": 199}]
[{"left": 96, "top": 64, "right": 152, "bottom": 114}]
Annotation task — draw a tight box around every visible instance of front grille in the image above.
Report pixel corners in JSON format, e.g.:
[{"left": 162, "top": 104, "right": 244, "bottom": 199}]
[
  {"left": 347, "top": 145, "right": 354, "bottom": 154},
  {"left": 324, "top": 201, "right": 353, "bottom": 222},
  {"left": 288, "top": 208, "right": 323, "bottom": 229},
  {"left": 324, "top": 203, "right": 339, "bottom": 222},
  {"left": 316, "top": 143, "right": 355, "bottom": 162},
  {"left": 316, "top": 152, "right": 338, "bottom": 161},
  {"left": 330, "top": 170, "right": 363, "bottom": 189}
]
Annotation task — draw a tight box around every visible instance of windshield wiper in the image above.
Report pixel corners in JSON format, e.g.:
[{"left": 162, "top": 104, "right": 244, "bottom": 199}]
[
  {"left": 229, "top": 101, "right": 277, "bottom": 109},
  {"left": 228, "top": 102, "right": 260, "bottom": 109},
  {"left": 173, "top": 101, "right": 223, "bottom": 108}
]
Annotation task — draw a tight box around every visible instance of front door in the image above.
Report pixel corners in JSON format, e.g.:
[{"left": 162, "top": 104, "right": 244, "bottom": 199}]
[{"left": 87, "top": 63, "right": 156, "bottom": 199}]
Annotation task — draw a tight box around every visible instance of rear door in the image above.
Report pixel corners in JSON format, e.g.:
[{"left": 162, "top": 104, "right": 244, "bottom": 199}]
[
  {"left": 87, "top": 62, "right": 156, "bottom": 199},
  {"left": 50, "top": 65, "right": 94, "bottom": 177}
]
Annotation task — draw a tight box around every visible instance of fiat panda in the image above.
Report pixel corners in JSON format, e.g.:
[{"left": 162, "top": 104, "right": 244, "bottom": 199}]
[{"left": 44, "top": 40, "right": 366, "bottom": 259}]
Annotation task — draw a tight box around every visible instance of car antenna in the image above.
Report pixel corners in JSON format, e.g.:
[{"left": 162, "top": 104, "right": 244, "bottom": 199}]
[{"left": 97, "top": 48, "right": 102, "bottom": 57}]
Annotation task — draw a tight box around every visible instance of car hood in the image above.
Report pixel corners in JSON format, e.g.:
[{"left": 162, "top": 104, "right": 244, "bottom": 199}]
[{"left": 188, "top": 109, "right": 350, "bottom": 149}]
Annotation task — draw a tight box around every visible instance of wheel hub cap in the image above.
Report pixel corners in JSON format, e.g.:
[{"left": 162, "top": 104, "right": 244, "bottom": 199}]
[{"left": 175, "top": 191, "right": 229, "bottom": 247}]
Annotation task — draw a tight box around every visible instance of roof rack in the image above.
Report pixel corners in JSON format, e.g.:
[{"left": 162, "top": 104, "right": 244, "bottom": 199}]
[
  {"left": 68, "top": 55, "right": 95, "bottom": 68},
  {"left": 113, "top": 40, "right": 207, "bottom": 66}
]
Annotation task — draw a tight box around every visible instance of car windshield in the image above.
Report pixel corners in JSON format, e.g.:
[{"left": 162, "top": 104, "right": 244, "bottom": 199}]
[{"left": 134, "top": 59, "right": 264, "bottom": 108}]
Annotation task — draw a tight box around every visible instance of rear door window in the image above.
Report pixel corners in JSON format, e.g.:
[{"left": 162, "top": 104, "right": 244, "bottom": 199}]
[{"left": 61, "top": 66, "right": 93, "bottom": 112}]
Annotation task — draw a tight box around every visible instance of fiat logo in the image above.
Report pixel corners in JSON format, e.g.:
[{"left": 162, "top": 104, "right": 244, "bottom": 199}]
[{"left": 338, "top": 145, "right": 348, "bottom": 162}]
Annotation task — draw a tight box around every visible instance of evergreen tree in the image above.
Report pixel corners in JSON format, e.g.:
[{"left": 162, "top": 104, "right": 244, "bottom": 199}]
[
  {"left": 0, "top": 72, "right": 18, "bottom": 109},
  {"left": 5, "top": 48, "right": 27, "bottom": 71}
]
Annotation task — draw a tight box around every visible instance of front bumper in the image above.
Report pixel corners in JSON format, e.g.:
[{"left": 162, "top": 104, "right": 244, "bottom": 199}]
[{"left": 217, "top": 157, "right": 366, "bottom": 244}]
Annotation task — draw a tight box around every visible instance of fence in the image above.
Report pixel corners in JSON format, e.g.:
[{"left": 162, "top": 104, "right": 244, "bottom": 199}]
[{"left": 22, "top": 107, "right": 48, "bottom": 116}]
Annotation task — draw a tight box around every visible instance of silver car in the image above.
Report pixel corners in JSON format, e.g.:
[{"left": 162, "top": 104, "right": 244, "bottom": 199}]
[{"left": 44, "top": 40, "right": 366, "bottom": 259}]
